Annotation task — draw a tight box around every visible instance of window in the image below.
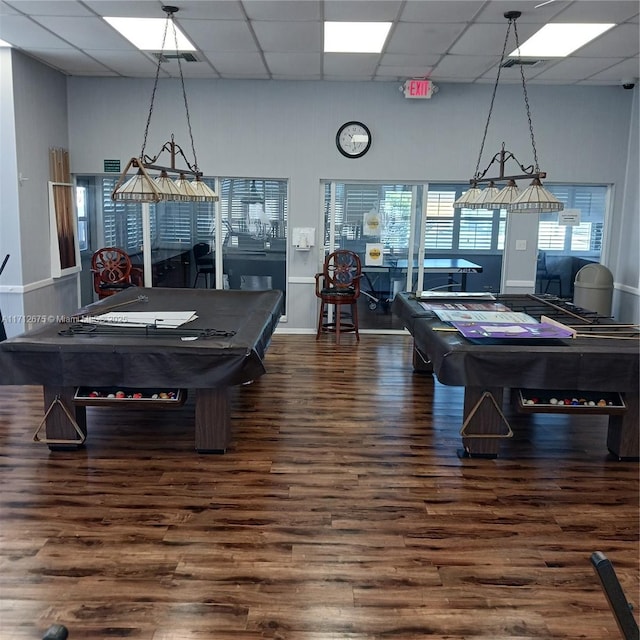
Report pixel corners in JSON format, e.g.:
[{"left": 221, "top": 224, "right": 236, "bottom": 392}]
[
  {"left": 425, "top": 184, "right": 506, "bottom": 252},
  {"left": 539, "top": 185, "right": 606, "bottom": 254},
  {"left": 323, "top": 182, "right": 414, "bottom": 252},
  {"left": 99, "top": 176, "right": 217, "bottom": 251},
  {"left": 75, "top": 177, "right": 91, "bottom": 251},
  {"left": 219, "top": 178, "right": 288, "bottom": 242},
  {"left": 323, "top": 181, "right": 608, "bottom": 259},
  {"left": 424, "top": 190, "right": 454, "bottom": 250}
]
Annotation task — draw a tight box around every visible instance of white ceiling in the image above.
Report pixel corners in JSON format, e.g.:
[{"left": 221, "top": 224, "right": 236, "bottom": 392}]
[{"left": 0, "top": 0, "right": 638, "bottom": 85}]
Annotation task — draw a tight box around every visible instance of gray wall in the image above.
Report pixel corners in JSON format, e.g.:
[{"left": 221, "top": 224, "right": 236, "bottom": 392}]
[
  {"left": 610, "top": 85, "right": 639, "bottom": 322},
  {"left": 2, "top": 54, "right": 638, "bottom": 335},
  {"left": 1, "top": 50, "right": 78, "bottom": 338},
  {"left": 67, "top": 76, "right": 637, "bottom": 326}
]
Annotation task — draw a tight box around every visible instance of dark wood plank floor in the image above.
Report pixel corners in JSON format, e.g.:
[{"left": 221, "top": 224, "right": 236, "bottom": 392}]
[{"left": 0, "top": 334, "right": 637, "bottom": 639}]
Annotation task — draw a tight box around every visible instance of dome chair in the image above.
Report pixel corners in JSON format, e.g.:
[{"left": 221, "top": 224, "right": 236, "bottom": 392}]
[
  {"left": 315, "top": 249, "right": 362, "bottom": 344},
  {"left": 91, "top": 247, "right": 142, "bottom": 299}
]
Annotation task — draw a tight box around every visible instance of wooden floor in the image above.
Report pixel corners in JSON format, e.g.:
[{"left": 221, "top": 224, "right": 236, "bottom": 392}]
[{"left": 0, "top": 334, "right": 638, "bottom": 640}]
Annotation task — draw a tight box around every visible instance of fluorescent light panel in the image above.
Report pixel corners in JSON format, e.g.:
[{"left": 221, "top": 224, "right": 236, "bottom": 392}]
[
  {"left": 511, "top": 23, "right": 615, "bottom": 58},
  {"left": 324, "top": 21, "right": 392, "bottom": 53},
  {"left": 104, "top": 17, "right": 196, "bottom": 51}
]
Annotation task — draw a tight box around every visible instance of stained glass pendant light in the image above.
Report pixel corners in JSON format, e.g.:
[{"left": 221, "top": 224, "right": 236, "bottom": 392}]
[
  {"left": 453, "top": 11, "right": 563, "bottom": 214},
  {"left": 111, "top": 6, "right": 217, "bottom": 203}
]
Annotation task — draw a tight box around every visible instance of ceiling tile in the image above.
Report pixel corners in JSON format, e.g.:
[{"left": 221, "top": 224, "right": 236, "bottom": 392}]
[
  {"left": 253, "top": 20, "right": 321, "bottom": 52},
  {"left": 473, "top": 1, "right": 569, "bottom": 24},
  {"left": 158, "top": 1, "right": 246, "bottom": 20},
  {"left": 243, "top": 0, "right": 321, "bottom": 21},
  {"left": 0, "top": 14, "right": 72, "bottom": 48},
  {"left": 25, "top": 47, "right": 113, "bottom": 74},
  {"left": 264, "top": 51, "right": 321, "bottom": 76},
  {"left": 82, "top": 1, "right": 167, "bottom": 19},
  {"left": 375, "top": 65, "right": 435, "bottom": 80},
  {"left": 573, "top": 24, "right": 640, "bottom": 58},
  {"left": 31, "top": 16, "right": 138, "bottom": 50},
  {"left": 552, "top": 0, "right": 640, "bottom": 22},
  {"left": 531, "top": 56, "right": 627, "bottom": 82},
  {"left": 379, "top": 53, "right": 442, "bottom": 68},
  {"left": 0, "top": 1, "right": 635, "bottom": 85},
  {"left": 324, "top": 0, "right": 403, "bottom": 21},
  {"left": 431, "top": 54, "right": 497, "bottom": 80},
  {"left": 207, "top": 51, "right": 268, "bottom": 77},
  {"left": 450, "top": 22, "right": 543, "bottom": 56},
  {"left": 387, "top": 22, "right": 467, "bottom": 55},
  {"left": 87, "top": 50, "right": 170, "bottom": 76},
  {"left": 324, "top": 52, "right": 379, "bottom": 77},
  {"left": 400, "top": 1, "right": 484, "bottom": 23},
  {"left": 3, "top": 0, "right": 93, "bottom": 16},
  {"left": 181, "top": 19, "right": 257, "bottom": 52},
  {"left": 587, "top": 58, "right": 640, "bottom": 82}
]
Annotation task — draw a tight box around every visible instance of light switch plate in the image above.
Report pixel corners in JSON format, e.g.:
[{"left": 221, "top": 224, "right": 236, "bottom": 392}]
[{"left": 515, "top": 240, "right": 527, "bottom": 250}]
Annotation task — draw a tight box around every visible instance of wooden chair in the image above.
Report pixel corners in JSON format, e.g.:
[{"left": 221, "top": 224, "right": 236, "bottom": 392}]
[
  {"left": 91, "top": 247, "right": 142, "bottom": 299},
  {"left": 315, "top": 249, "right": 361, "bottom": 344}
]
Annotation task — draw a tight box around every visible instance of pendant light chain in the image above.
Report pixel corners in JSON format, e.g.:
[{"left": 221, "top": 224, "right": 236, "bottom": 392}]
[
  {"left": 513, "top": 19, "right": 540, "bottom": 173},
  {"left": 139, "top": 12, "right": 170, "bottom": 160},
  {"left": 171, "top": 12, "right": 199, "bottom": 174},
  {"left": 453, "top": 10, "right": 563, "bottom": 213},
  {"left": 473, "top": 19, "right": 513, "bottom": 181}
]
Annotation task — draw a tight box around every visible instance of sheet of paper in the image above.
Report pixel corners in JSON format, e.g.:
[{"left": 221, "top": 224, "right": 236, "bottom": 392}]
[
  {"left": 419, "top": 301, "right": 510, "bottom": 312},
  {"left": 434, "top": 310, "right": 537, "bottom": 324},
  {"left": 81, "top": 311, "right": 198, "bottom": 328},
  {"left": 416, "top": 291, "right": 496, "bottom": 300}
]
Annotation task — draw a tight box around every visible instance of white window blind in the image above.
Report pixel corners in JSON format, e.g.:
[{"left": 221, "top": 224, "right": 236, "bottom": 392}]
[
  {"left": 425, "top": 190, "right": 455, "bottom": 250},
  {"left": 541, "top": 185, "right": 606, "bottom": 252}
]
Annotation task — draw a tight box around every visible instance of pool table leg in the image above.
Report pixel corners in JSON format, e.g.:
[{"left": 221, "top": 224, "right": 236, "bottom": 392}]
[
  {"left": 412, "top": 344, "right": 433, "bottom": 374},
  {"left": 458, "top": 386, "right": 509, "bottom": 459},
  {"left": 607, "top": 393, "right": 639, "bottom": 460},
  {"left": 42, "top": 386, "right": 87, "bottom": 451},
  {"left": 195, "top": 388, "right": 231, "bottom": 453}
]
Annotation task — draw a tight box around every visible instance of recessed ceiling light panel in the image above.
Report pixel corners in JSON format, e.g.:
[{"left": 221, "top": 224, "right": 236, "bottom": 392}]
[
  {"left": 324, "top": 21, "right": 392, "bottom": 53},
  {"left": 104, "top": 17, "right": 196, "bottom": 51},
  {"left": 510, "top": 23, "right": 615, "bottom": 58}
]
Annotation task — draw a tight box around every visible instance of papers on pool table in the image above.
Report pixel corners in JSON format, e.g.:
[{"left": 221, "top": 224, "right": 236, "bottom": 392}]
[
  {"left": 417, "top": 291, "right": 496, "bottom": 300},
  {"left": 434, "top": 310, "right": 537, "bottom": 324},
  {"left": 419, "top": 301, "right": 510, "bottom": 312},
  {"left": 451, "top": 321, "right": 575, "bottom": 339},
  {"left": 81, "top": 311, "right": 198, "bottom": 328}
]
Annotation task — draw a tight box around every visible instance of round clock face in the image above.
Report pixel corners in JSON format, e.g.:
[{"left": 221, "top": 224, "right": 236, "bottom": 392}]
[{"left": 336, "top": 121, "right": 371, "bottom": 158}]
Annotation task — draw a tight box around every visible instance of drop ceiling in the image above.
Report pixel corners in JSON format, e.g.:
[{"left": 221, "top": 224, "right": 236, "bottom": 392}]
[{"left": 0, "top": 0, "right": 638, "bottom": 85}]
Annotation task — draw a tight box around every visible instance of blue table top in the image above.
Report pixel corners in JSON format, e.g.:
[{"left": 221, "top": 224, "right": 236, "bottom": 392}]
[{"left": 365, "top": 257, "right": 483, "bottom": 272}]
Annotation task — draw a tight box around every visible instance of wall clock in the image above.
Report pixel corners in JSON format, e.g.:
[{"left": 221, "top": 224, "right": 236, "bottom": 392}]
[{"left": 336, "top": 121, "right": 372, "bottom": 159}]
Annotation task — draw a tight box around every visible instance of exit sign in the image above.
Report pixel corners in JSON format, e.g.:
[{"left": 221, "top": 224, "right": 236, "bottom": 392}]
[{"left": 403, "top": 78, "right": 435, "bottom": 99}]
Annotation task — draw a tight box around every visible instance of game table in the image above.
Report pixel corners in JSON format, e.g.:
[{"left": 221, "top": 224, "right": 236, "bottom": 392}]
[
  {"left": 392, "top": 292, "right": 639, "bottom": 459},
  {"left": 361, "top": 257, "right": 483, "bottom": 310},
  {"left": 0, "top": 287, "right": 283, "bottom": 453}
]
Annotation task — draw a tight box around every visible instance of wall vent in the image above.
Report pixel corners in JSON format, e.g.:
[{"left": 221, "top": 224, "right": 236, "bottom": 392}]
[{"left": 152, "top": 52, "right": 199, "bottom": 63}]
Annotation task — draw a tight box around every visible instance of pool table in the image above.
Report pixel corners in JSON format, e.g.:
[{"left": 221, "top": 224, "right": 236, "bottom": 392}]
[
  {"left": 0, "top": 287, "right": 283, "bottom": 453},
  {"left": 392, "top": 292, "right": 639, "bottom": 459}
]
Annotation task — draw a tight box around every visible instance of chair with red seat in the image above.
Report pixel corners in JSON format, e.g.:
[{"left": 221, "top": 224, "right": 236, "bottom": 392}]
[{"left": 315, "top": 249, "right": 362, "bottom": 344}]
